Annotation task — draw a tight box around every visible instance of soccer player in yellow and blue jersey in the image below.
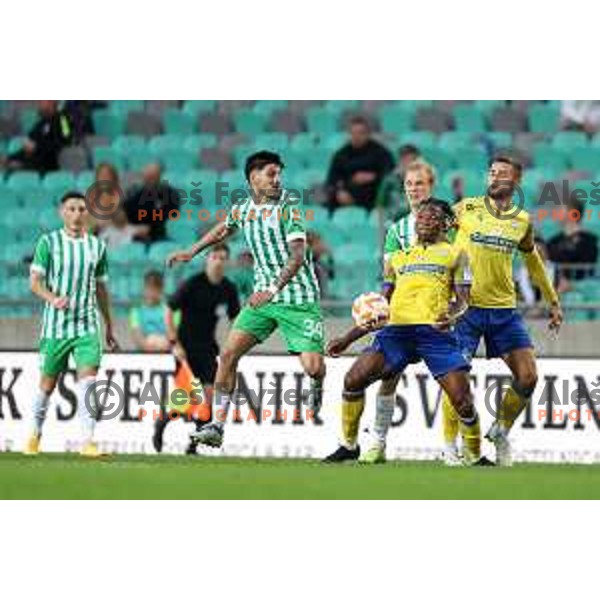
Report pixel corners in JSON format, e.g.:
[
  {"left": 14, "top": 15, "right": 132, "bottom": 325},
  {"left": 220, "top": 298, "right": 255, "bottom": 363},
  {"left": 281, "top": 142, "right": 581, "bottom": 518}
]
[
  {"left": 442, "top": 156, "right": 563, "bottom": 466},
  {"left": 324, "top": 200, "right": 485, "bottom": 465}
]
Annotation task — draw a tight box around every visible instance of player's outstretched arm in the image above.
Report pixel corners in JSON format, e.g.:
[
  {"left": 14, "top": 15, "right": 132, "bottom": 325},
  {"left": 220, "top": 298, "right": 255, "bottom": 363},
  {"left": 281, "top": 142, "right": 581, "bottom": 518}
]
[
  {"left": 97, "top": 280, "right": 119, "bottom": 351},
  {"left": 30, "top": 271, "right": 68, "bottom": 309},
  {"left": 327, "top": 325, "right": 376, "bottom": 357},
  {"left": 166, "top": 221, "right": 233, "bottom": 267},
  {"left": 248, "top": 238, "right": 306, "bottom": 308},
  {"left": 519, "top": 225, "right": 563, "bottom": 332}
]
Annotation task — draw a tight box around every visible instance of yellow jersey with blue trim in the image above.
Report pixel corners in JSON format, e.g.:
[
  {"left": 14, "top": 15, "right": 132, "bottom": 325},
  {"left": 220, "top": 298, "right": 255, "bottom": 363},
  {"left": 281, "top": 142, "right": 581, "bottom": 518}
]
[
  {"left": 386, "top": 241, "right": 465, "bottom": 325},
  {"left": 454, "top": 196, "right": 531, "bottom": 309}
]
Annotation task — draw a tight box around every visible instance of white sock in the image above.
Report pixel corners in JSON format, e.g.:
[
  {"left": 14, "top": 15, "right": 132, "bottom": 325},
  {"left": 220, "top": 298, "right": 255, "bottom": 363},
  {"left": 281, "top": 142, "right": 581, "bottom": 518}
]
[
  {"left": 32, "top": 389, "right": 51, "bottom": 437},
  {"left": 77, "top": 376, "right": 97, "bottom": 445},
  {"left": 214, "top": 390, "right": 232, "bottom": 425},
  {"left": 372, "top": 394, "right": 395, "bottom": 447}
]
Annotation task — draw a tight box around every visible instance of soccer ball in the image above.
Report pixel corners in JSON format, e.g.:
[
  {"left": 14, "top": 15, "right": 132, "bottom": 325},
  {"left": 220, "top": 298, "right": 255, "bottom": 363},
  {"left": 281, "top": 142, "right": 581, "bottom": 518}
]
[{"left": 352, "top": 292, "right": 390, "bottom": 328}]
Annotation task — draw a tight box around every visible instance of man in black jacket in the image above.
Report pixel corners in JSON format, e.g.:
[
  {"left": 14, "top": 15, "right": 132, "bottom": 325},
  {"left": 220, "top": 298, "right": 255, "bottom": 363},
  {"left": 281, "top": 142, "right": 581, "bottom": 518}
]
[
  {"left": 326, "top": 116, "right": 394, "bottom": 211},
  {"left": 7, "top": 100, "right": 72, "bottom": 173},
  {"left": 124, "top": 163, "right": 182, "bottom": 242}
]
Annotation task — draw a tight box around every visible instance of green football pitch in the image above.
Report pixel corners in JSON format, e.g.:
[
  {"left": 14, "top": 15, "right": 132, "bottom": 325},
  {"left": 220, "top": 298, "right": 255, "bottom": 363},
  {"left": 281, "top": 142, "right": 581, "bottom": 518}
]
[{"left": 1, "top": 453, "right": 600, "bottom": 499}]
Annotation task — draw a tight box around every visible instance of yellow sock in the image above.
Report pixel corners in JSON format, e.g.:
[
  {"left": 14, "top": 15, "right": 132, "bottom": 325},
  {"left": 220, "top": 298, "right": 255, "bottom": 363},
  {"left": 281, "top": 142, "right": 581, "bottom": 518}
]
[
  {"left": 498, "top": 386, "right": 528, "bottom": 431},
  {"left": 341, "top": 393, "right": 365, "bottom": 449},
  {"left": 458, "top": 414, "right": 481, "bottom": 463},
  {"left": 441, "top": 392, "right": 460, "bottom": 447}
]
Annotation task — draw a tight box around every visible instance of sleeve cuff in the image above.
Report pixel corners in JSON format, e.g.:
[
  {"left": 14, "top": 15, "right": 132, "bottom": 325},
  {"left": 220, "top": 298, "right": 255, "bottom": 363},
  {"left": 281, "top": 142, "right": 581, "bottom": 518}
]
[
  {"left": 30, "top": 265, "right": 45, "bottom": 275},
  {"left": 96, "top": 275, "right": 109, "bottom": 283}
]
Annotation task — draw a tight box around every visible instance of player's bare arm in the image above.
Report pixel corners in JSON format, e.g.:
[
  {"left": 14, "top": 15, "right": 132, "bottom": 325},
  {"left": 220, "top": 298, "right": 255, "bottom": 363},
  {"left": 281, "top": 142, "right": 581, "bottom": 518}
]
[
  {"left": 165, "top": 306, "right": 186, "bottom": 360},
  {"left": 30, "top": 271, "right": 68, "bottom": 309},
  {"left": 166, "top": 221, "right": 233, "bottom": 267},
  {"left": 247, "top": 238, "right": 306, "bottom": 308},
  {"left": 518, "top": 224, "right": 563, "bottom": 333},
  {"left": 96, "top": 280, "right": 119, "bottom": 351}
]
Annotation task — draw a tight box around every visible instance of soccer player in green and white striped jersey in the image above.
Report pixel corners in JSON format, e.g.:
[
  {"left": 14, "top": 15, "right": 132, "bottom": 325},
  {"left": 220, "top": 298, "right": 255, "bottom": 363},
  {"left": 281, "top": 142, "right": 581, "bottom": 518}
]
[
  {"left": 25, "top": 191, "right": 118, "bottom": 457},
  {"left": 167, "top": 151, "right": 325, "bottom": 448},
  {"left": 325, "top": 160, "right": 443, "bottom": 463}
]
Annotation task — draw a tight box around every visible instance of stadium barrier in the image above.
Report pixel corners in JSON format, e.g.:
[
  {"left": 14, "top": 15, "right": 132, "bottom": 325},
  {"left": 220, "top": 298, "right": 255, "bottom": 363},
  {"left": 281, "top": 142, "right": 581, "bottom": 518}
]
[{"left": 1, "top": 352, "right": 600, "bottom": 463}]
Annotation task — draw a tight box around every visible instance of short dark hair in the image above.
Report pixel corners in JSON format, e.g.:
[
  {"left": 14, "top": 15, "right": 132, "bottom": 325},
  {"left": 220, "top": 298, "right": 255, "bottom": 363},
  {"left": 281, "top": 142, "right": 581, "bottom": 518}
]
[
  {"left": 490, "top": 155, "right": 523, "bottom": 179},
  {"left": 420, "top": 198, "right": 455, "bottom": 227},
  {"left": 209, "top": 242, "right": 230, "bottom": 258},
  {"left": 60, "top": 190, "right": 86, "bottom": 204},
  {"left": 399, "top": 144, "right": 420, "bottom": 158},
  {"left": 144, "top": 270, "right": 164, "bottom": 287},
  {"left": 244, "top": 151, "right": 285, "bottom": 182}
]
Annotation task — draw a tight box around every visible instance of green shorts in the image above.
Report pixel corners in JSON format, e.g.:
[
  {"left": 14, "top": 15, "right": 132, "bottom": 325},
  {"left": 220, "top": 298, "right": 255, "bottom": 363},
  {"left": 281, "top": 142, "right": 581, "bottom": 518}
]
[
  {"left": 39, "top": 333, "right": 103, "bottom": 377},
  {"left": 233, "top": 303, "right": 324, "bottom": 354}
]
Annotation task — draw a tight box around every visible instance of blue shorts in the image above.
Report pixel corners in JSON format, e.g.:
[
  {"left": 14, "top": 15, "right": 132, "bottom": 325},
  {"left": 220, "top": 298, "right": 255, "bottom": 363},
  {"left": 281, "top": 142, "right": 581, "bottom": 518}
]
[
  {"left": 370, "top": 325, "right": 471, "bottom": 379},
  {"left": 455, "top": 307, "right": 534, "bottom": 360}
]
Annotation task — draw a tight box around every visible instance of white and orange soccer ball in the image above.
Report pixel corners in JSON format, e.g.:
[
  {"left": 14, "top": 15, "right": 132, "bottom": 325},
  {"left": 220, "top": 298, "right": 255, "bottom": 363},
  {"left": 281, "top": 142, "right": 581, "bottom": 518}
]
[{"left": 351, "top": 292, "right": 390, "bottom": 328}]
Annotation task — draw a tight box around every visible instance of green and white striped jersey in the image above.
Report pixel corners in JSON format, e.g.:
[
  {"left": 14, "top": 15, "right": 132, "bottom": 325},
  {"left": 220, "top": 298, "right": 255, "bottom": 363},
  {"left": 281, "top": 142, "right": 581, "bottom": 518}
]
[
  {"left": 30, "top": 229, "right": 109, "bottom": 340},
  {"left": 383, "top": 213, "right": 416, "bottom": 260},
  {"left": 225, "top": 191, "right": 320, "bottom": 305}
]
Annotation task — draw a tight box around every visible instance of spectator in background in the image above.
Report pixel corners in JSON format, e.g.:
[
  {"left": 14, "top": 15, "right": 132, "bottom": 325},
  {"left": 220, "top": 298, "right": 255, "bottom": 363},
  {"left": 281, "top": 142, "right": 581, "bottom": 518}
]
[
  {"left": 99, "top": 207, "right": 147, "bottom": 249},
  {"left": 63, "top": 101, "right": 107, "bottom": 142},
  {"left": 326, "top": 116, "right": 394, "bottom": 211},
  {"left": 129, "top": 271, "right": 170, "bottom": 352},
  {"left": 88, "top": 162, "right": 124, "bottom": 235},
  {"left": 124, "top": 163, "right": 181, "bottom": 243},
  {"left": 6, "top": 100, "right": 72, "bottom": 173},
  {"left": 547, "top": 199, "right": 598, "bottom": 289},
  {"left": 307, "top": 231, "right": 334, "bottom": 297},
  {"left": 375, "top": 144, "right": 421, "bottom": 218},
  {"left": 561, "top": 101, "right": 600, "bottom": 133}
]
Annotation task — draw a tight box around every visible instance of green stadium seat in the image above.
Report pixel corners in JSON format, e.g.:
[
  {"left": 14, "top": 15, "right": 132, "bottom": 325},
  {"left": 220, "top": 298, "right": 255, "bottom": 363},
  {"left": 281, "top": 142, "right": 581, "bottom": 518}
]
[
  {"left": 127, "top": 147, "right": 160, "bottom": 171},
  {"left": 331, "top": 206, "right": 368, "bottom": 229},
  {"left": 147, "top": 134, "right": 182, "bottom": 153},
  {"left": 304, "top": 147, "right": 333, "bottom": 170},
  {"left": 453, "top": 105, "right": 487, "bottom": 132},
  {"left": 292, "top": 169, "right": 326, "bottom": 190},
  {"left": 335, "top": 243, "right": 371, "bottom": 265},
  {"left": 182, "top": 134, "right": 217, "bottom": 151},
  {"left": 112, "top": 135, "right": 146, "bottom": 154},
  {"left": 148, "top": 241, "right": 181, "bottom": 263},
  {"left": 76, "top": 171, "right": 95, "bottom": 191},
  {"left": 306, "top": 108, "right": 341, "bottom": 135},
  {"left": 163, "top": 109, "right": 196, "bottom": 135},
  {"left": 254, "top": 100, "right": 289, "bottom": 115},
  {"left": 254, "top": 132, "right": 289, "bottom": 150},
  {"left": 20, "top": 108, "right": 38, "bottom": 134},
  {"left": 182, "top": 100, "right": 217, "bottom": 115},
  {"left": 442, "top": 170, "right": 484, "bottom": 197},
  {"left": 532, "top": 144, "right": 568, "bottom": 172},
  {"left": 473, "top": 100, "right": 505, "bottom": 115},
  {"left": 379, "top": 106, "right": 414, "bottom": 136},
  {"left": 16, "top": 186, "right": 49, "bottom": 210},
  {"left": 569, "top": 147, "right": 598, "bottom": 172},
  {"left": 111, "top": 243, "right": 147, "bottom": 263},
  {"left": 7, "top": 136, "right": 26, "bottom": 154},
  {"left": 233, "top": 109, "right": 269, "bottom": 136},
  {"left": 92, "top": 110, "right": 126, "bottom": 138},
  {"left": 108, "top": 100, "right": 145, "bottom": 115},
  {"left": 160, "top": 148, "right": 198, "bottom": 172},
  {"left": 421, "top": 147, "right": 454, "bottom": 173},
  {"left": 7, "top": 171, "right": 41, "bottom": 190},
  {"left": 290, "top": 133, "right": 318, "bottom": 152},
  {"left": 400, "top": 132, "right": 436, "bottom": 149},
  {"left": 484, "top": 131, "right": 513, "bottom": 150},
  {"left": 453, "top": 147, "right": 488, "bottom": 172},
  {"left": 0, "top": 241, "right": 31, "bottom": 261},
  {"left": 529, "top": 104, "right": 560, "bottom": 133},
  {"left": 320, "top": 132, "right": 347, "bottom": 151},
  {"left": 92, "top": 146, "right": 127, "bottom": 170},
  {"left": 42, "top": 172, "right": 77, "bottom": 198},
  {"left": 552, "top": 131, "right": 588, "bottom": 151},
  {"left": 438, "top": 132, "right": 473, "bottom": 152}
]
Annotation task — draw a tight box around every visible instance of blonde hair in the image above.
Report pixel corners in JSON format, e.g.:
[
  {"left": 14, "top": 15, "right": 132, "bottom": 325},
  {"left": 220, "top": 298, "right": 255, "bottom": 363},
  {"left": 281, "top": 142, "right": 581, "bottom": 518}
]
[{"left": 404, "top": 160, "right": 436, "bottom": 186}]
